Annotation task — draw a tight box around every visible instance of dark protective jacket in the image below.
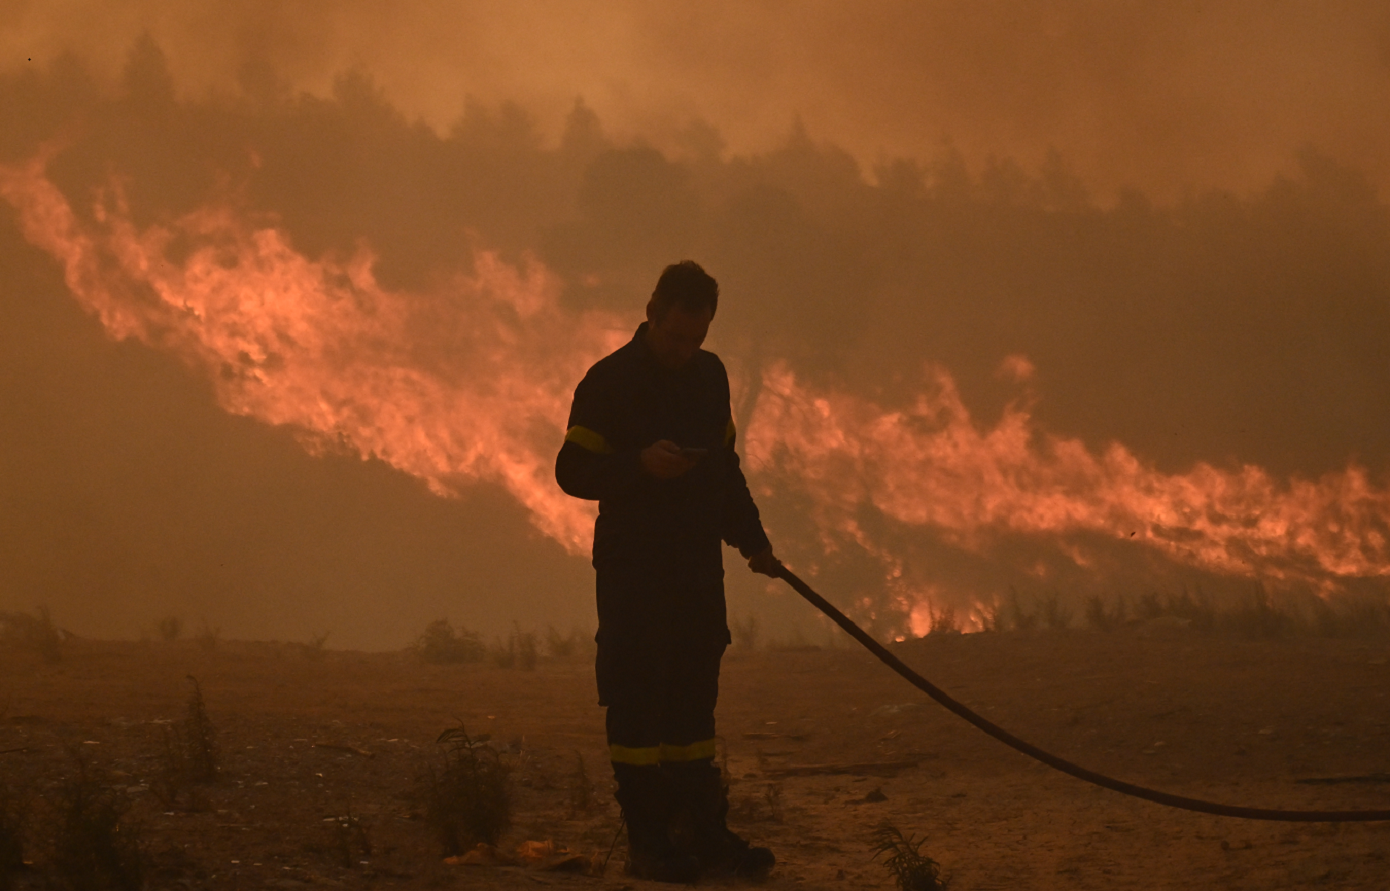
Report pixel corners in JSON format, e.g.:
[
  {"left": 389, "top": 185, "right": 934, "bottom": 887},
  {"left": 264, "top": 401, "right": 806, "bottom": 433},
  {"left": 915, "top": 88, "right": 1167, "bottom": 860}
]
[{"left": 556, "top": 322, "right": 770, "bottom": 641}]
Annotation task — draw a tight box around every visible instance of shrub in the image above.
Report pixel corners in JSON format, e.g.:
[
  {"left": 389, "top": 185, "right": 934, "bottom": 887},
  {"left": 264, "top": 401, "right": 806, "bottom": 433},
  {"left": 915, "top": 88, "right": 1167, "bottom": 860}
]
[
  {"left": 150, "top": 676, "right": 218, "bottom": 810},
  {"left": 414, "top": 619, "right": 485, "bottom": 664},
  {"left": 422, "top": 724, "right": 511, "bottom": 855},
  {"left": 300, "top": 631, "right": 331, "bottom": 661},
  {"left": 490, "top": 625, "right": 538, "bottom": 670},
  {"left": 1220, "top": 586, "right": 1293, "bottom": 639},
  {"left": 1003, "top": 588, "right": 1037, "bottom": 632},
  {"left": 154, "top": 616, "right": 183, "bottom": 642},
  {"left": 0, "top": 607, "right": 63, "bottom": 662},
  {"left": 192, "top": 622, "right": 220, "bottom": 652},
  {"left": 52, "top": 760, "right": 144, "bottom": 891},
  {"left": 1039, "top": 591, "right": 1072, "bottom": 630},
  {"left": 976, "top": 598, "right": 1003, "bottom": 633},
  {"left": 544, "top": 626, "right": 596, "bottom": 661},
  {"left": 512, "top": 626, "right": 538, "bottom": 671},
  {"left": 926, "top": 603, "right": 960, "bottom": 637},
  {"left": 325, "top": 806, "right": 371, "bottom": 869}
]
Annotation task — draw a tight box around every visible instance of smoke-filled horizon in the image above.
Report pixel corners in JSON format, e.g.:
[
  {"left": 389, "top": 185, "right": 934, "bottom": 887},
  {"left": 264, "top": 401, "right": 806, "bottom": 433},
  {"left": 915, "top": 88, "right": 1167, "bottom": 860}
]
[
  {"left": 6, "top": 1, "right": 1390, "bottom": 201},
  {"left": 2, "top": 31, "right": 1388, "bottom": 648}
]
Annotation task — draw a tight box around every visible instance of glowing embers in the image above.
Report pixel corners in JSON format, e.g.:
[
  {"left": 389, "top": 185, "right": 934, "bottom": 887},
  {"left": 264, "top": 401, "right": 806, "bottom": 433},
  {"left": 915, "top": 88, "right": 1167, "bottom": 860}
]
[{"left": 0, "top": 155, "right": 622, "bottom": 555}]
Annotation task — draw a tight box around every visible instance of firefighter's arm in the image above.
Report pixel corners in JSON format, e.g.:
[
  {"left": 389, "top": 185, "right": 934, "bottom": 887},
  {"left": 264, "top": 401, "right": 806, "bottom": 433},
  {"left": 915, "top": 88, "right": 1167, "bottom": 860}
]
[
  {"left": 719, "top": 417, "right": 774, "bottom": 564},
  {"left": 555, "top": 372, "right": 642, "bottom": 501}
]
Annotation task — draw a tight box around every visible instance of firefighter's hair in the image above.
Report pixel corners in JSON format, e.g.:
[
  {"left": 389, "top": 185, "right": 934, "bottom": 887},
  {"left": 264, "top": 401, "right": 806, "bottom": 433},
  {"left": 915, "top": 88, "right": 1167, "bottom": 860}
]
[{"left": 651, "top": 260, "right": 718, "bottom": 320}]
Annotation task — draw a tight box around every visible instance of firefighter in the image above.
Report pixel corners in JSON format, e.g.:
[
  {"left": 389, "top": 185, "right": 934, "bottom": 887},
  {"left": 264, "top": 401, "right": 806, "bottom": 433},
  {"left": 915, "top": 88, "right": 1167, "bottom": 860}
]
[{"left": 556, "top": 261, "right": 780, "bottom": 883}]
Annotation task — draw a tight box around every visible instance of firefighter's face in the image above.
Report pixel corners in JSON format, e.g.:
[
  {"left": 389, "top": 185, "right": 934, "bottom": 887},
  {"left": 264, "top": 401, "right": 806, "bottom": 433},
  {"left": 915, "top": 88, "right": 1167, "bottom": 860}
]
[{"left": 646, "top": 301, "right": 713, "bottom": 369}]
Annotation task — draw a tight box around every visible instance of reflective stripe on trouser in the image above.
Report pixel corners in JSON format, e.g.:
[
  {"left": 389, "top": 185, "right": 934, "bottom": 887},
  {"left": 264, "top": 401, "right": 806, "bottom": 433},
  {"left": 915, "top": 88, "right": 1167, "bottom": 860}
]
[
  {"left": 598, "top": 625, "right": 726, "bottom": 772},
  {"left": 610, "top": 738, "right": 718, "bottom": 766}
]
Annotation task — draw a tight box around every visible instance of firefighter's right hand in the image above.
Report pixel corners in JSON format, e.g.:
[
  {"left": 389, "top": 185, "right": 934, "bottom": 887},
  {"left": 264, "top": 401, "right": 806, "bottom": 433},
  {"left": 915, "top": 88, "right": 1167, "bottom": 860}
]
[{"left": 640, "top": 440, "right": 696, "bottom": 479}]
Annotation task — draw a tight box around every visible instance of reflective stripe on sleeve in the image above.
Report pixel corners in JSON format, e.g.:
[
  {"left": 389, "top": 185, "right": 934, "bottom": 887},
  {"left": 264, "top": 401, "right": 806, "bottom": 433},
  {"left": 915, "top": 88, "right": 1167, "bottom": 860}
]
[
  {"left": 565, "top": 425, "right": 615, "bottom": 454},
  {"left": 609, "top": 743, "right": 662, "bottom": 766}
]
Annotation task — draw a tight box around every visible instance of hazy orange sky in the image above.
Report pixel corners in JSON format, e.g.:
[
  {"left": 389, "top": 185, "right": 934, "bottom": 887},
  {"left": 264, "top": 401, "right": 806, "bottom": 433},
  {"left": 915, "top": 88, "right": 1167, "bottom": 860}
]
[{"left": 5, "top": 0, "right": 1390, "bottom": 200}]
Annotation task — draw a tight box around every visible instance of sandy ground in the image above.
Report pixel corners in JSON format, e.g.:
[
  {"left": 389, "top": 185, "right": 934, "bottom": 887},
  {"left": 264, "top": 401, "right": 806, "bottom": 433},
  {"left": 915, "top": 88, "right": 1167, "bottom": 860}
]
[{"left": 2, "top": 627, "right": 1389, "bottom": 890}]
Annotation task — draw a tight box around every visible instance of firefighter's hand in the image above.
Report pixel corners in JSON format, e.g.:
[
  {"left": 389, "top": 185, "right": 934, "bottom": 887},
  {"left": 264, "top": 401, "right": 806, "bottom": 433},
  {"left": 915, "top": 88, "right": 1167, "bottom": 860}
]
[
  {"left": 640, "top": 440, "right": 696, "bottom": 479},
  {"left": 748, "top": 545, "right": 782, "bottom": 577}
]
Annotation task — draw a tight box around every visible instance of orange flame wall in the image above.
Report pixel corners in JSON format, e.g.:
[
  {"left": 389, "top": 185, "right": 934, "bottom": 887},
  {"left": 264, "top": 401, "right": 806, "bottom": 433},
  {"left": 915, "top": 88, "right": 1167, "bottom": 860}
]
[
  {"left": 4, "top": 155, "right": 1389, "bottom": 616},
  {"left": 0, "top": 154, "right": 621, "bottom": 555}
]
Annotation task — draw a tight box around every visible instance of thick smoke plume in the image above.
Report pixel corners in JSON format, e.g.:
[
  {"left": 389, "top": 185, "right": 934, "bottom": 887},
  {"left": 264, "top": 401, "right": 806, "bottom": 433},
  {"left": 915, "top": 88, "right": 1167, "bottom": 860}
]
[
  {"left": 6, "top": 1, "right": 1390, "bottom": 199},
  {"left": 1, "top": 34, "right": 1388, "bottom": 646}
]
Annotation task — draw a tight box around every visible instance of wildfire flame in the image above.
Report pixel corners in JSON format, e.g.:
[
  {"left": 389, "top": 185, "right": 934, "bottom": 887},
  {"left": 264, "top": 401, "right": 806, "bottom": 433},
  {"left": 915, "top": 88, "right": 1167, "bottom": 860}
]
[
  {"left": 743, "top": 363, "right": 1390, "bottom": 593},
  {"left": 4, "top": 153, "right": 1388, "bottom": 610},
  {"left": 0, "top": 153, "right": 623, "bottom": 555}
]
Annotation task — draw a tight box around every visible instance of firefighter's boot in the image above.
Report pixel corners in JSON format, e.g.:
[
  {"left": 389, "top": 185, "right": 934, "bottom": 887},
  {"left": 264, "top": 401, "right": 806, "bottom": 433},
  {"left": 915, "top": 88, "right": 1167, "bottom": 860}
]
[
  {"left": 613, "top": 763, "right": 702, "bottom": 884},
  {"left": 667, "top": 760, "right": 776, "bottom": 880}
]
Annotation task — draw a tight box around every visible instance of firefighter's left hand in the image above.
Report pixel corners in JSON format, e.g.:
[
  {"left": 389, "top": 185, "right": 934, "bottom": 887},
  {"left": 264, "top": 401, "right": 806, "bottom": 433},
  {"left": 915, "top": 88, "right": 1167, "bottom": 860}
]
[{"left": 748, "top": 545, "right": 781, "bottom": 577}]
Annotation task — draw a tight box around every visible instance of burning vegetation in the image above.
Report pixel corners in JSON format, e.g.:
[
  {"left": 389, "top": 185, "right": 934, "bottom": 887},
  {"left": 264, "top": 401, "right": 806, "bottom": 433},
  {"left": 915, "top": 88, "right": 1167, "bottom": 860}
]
[{"left": 1, "top": 34, "right": 1388, "bottom": 644}]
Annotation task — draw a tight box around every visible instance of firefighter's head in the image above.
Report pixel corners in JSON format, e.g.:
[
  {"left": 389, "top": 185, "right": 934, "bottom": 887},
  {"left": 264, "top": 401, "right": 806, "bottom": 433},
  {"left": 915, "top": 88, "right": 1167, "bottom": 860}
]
[{"left": 646, "top": 261, "right": 718, "bottom": 369}]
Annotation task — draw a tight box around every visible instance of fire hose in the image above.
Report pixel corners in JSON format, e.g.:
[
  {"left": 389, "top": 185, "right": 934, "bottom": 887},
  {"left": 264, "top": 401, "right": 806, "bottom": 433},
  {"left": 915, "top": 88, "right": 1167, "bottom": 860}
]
[{"left": 775, "top": 564, "right": 1390, "bottom": 822}]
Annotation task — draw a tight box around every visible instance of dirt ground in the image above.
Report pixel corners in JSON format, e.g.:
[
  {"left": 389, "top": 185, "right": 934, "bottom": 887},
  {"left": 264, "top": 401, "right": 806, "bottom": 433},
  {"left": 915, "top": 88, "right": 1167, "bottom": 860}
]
[{"left": 2, "top": 626, "right": 1388, "bottom": 890}]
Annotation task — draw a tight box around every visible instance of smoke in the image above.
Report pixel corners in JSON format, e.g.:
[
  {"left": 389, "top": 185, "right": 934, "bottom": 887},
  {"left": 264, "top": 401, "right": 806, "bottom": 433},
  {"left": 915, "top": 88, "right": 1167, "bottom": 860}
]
[
  {"left": 5, "top": 1, "right": 1390, "bottom": 199},
  {"left": 1, "top": 27, "right": 1388, "bottom": 646}
]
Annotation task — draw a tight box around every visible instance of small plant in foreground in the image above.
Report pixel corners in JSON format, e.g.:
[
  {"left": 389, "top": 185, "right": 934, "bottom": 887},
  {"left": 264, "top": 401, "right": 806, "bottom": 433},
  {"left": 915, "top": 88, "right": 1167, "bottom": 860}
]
[
  {"left": 414, "top": 619, "right": 485, "bottom": 664},
  {"left": 565, "top": 750, "right": 593, "bottom": 818},
  {"left": 150, "top": 676, "right": 218, "bottom": 809},
  {"left": 872, "top": 823, "right": 949, "bottom": 891},
  {"left": 422, "top": 723, "right": 511, "bottom": 856},
  {"left": 52, "top": 759, "right": 144, "bottom": 891}
]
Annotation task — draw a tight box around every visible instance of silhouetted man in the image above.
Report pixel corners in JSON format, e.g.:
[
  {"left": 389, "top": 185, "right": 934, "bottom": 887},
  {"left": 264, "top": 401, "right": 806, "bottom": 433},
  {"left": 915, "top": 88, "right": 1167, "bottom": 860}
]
[{"left": 556, "top": 261, "right": 779, "bottom": 882}]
